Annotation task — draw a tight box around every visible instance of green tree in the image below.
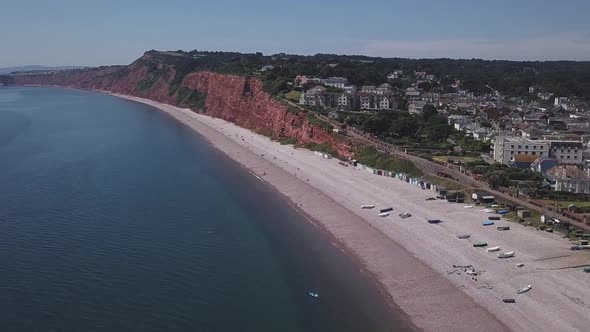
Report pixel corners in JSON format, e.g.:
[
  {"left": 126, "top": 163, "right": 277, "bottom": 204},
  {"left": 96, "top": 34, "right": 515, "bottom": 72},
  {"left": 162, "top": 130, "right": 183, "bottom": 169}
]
[
  {"left": 421, "top": 104, "right": 438, "bottom": 120},
  {"left": 486, "top": 170, "right": 510, "bottom": 189}
]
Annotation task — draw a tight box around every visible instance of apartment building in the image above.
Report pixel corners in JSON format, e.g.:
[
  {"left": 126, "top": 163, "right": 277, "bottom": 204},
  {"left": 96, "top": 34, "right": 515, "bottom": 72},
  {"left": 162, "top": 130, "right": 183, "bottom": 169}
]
[
  {"left": 493, "top": 136, "right": 550, "bottom": 165},
  {"left": 548, "top": 141, "right": 584, "bottom": 165}
]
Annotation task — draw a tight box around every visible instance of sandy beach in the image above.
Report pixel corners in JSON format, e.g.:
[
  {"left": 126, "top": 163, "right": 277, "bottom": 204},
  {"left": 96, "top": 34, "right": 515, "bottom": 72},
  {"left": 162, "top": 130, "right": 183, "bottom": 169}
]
[{"left": 111, "top": 93, "right": 590, "bottom": 332}]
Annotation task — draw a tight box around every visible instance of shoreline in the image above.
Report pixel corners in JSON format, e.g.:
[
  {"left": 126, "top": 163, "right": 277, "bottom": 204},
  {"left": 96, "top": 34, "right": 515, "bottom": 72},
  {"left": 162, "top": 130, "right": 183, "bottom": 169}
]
[
  {"left": 106, "top": 92, "right": 508, "bottom": 331},
  {"left": 17, "top": 85, "right": 589, "bottom": 330}
]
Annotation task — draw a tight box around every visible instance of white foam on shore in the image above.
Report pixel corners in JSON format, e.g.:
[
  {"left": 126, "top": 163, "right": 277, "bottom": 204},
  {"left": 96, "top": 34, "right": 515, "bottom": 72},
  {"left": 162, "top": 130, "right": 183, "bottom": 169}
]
[{"left": 109, "top": 92, "right": 590, "bottom": 332}]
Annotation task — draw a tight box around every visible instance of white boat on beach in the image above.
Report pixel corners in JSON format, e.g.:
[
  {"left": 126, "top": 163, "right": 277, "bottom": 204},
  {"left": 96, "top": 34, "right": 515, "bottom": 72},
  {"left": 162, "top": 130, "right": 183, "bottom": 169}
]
[
  {"left": 481, "top": 208, "right": 494, "bottom": 213},
  {"left": 516, "top": 284, "right": 532, "bottom": 294},
  {"left": 378, "top": 212, "right": 390, "bottom": 217},
  {"left": 498, "top": 251, "right": 515, "bottom": 258},
  {"left": 487, "top": 246, "right": 501, "bottom": 252},
  {"left": 361, "top": 204, "right": 375, "bottom": 209},
  {"left": 464, "top": 205, "right": 474, "bottom": 209}
]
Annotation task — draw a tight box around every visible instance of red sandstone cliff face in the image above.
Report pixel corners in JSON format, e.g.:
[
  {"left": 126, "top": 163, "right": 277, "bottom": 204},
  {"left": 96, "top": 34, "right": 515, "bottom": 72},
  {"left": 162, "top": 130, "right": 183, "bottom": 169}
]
[{"left": 15, "top": 55, "right": 352, "bottom": 157}]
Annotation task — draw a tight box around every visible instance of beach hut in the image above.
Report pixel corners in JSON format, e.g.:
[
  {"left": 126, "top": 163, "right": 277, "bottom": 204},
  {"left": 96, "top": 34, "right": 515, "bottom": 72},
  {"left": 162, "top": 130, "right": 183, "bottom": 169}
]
[
  {"left": 472, "top": 191, "right": 495, "bottom": 204},
  {"left": 517, "top": 210, "right": 531, "bottom": 218}
]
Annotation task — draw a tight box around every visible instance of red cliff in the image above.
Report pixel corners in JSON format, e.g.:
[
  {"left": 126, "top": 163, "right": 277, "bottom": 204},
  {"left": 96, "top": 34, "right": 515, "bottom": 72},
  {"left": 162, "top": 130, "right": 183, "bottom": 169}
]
[{"left": 14, "top": 54, "right": 351, "bottom": 158}]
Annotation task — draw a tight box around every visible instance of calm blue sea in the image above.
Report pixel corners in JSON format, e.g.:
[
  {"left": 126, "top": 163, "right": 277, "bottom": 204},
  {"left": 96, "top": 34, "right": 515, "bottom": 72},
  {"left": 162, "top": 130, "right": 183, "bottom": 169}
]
[{"left": 0, "top": 86, "right": 411, "bottom": 332}]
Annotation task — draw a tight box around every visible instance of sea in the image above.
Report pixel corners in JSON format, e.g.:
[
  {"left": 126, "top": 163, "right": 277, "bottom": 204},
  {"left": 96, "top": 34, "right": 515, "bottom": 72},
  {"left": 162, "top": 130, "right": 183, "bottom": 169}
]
[{"left": 0, "top": 86, "right": 412, "bottom": 332}]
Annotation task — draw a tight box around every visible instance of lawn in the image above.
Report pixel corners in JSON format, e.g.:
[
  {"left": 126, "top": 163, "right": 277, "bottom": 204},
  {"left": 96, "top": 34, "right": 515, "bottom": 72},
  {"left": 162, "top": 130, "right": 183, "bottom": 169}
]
[
  {"left": 421, "top": 174, "right": 466, "bottom": 191},
  {"left": 540, "top": 200, "right": 590, "bottom": 209},
  {"left": 432, "top": 156, "right": 483, "bottom": 164},
  {"left": 284, "top": 90, "right": 302, "bottom": 102}
]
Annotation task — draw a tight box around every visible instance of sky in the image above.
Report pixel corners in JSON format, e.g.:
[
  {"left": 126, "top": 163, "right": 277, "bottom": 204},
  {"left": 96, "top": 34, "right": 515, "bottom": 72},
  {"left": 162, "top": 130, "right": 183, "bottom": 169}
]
[{"left": 1, "top": 0, "right": 590, "bottom": 67}]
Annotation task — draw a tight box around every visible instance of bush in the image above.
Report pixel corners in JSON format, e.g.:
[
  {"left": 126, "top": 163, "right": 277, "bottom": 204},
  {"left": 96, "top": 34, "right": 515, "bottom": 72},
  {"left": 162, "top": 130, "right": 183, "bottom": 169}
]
[
  {"left": 307, "top": 114, "right": 333, "bottom": 131},
  {"left": 356, "top": 147, "right": 422, "bottom": 177},
  {"left": 176, "top": 87, "right": 207, "bottom": 111},
  {"left": 305, "top": 142, "right": 336, "bottom": 156},
  {"left": 279, "top": 137, "right": 298, "bottom": 145}
]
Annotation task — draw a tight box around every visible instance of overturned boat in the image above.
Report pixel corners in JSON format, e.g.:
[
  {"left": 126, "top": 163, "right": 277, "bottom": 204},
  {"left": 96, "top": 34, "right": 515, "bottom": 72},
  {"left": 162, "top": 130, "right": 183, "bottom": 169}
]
[
  {"left": 361, "top": 204, "right": 375, "bottom": 209},
  {"left": 487, "top": 246, "right": 501, "bottom": 252},
  {"left": 457, "top": 234, "right": 471, "bottom": 239},
  {"left": 483, "top": 221, "right": 495, "bottom": 226},
  {"left": 399, "top": 212, "right": 412, "bottom": 219},
  {"left": 378, "top": 212, "right": 390, "bottom": 217},
  {"left": 497, "top": 226, "right": 510, "bottom": 231},
  {"left": 498, "top": 251, "right": 515, "bottom": 258},
  {"left": 516, "top": 284, "right": 532, "bottom": 294},
  {"left": 379, "top": 207, "right": 394, "bottom": 213},
  {"left": 427, "top": 219, "right": 442, "bottom": 224}
]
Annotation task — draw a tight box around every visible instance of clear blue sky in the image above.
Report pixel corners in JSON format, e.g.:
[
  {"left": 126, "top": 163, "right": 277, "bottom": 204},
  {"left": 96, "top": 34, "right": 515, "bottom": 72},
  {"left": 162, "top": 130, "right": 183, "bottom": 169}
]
[{"left": 2, "top": 0, "right": 590, "bottom": 66}]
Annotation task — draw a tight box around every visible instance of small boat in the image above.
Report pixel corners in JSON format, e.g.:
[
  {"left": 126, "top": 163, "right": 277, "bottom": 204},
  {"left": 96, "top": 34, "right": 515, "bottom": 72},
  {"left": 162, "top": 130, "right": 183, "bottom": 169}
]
[
  {"left": 481, "top": 208, "right": 494, "bottom": 213},
  {"left": 491, "top": 204, "right": 500, "bottom": 208},
  {"left": 496, "top": 209, "right": 510, "bottom": 214},
  {"left": 516, "top": 263, "right": 524, "bottom": 268},
  {"left": 399, "top": 212, "right": 412, "bottom": 219},
  {"left": 498, "top": 251, "right": 515, "bottom": 258},
  {"left": 487, "top": 246, "right": 501, "bottom": 252},
  {"left": 545, "top": 228, "right": 553, "bottom": 233},
  {"left": 378, "top": 212, "right": 390, "bottom": 217},
  {"left": 361, "top": 204, "right": 375, "bottom": 209},
  {"left": 497, "top": 226, "right": 510, "bottom": 231},
  {"left": 503, "top": 298, "right": 516, "bottom": 303},
  {"left": 516, "top": 284, "right": 532, "bottom": 294},
  {"left": 583, "top": 267, "right": 590, "bottom": 273},
  {"left": 473, "top": 242, "right": 488, "bottom": 247},
  {"left": 483, "top": 221, "right": 494, "bottom": 226},
  {"left": 457, "top": 234, "right": 470, "bottom": 239},
  {"left": 464, "top": 205, "right": 474, "bottom": 209},
  {"left": 308, "top": 292, "right": 319, "bottom": 298},
  {"left": 379, "top": 207, "right": 394, "bottom": 213},
  {"left": 427, "top": 219, "right": 442, "bottom": 224},
  {"left": 488, "top": 216, "right": 500, "bottom": 220}
]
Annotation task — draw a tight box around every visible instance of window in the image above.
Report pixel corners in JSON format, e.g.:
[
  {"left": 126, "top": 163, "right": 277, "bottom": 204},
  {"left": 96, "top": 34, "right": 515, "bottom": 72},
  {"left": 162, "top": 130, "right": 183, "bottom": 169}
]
[
  {"left": 540, "top": 152, "right": 544, "bottom": 155},
  {"left": 567, "top": 156, "right": 571, "bottom": 159},
  {"left": 518, "top": 145, "right": 522, "bottom": 149},
  {"left": 533, "top": 146, "right": 536, "bottom": 149},
  {"left": 510, "top": 151, "right": 514, "bottom": 154},
  {"left": 532, "top": 152, "right": 536, "bottom": 155},
  {"left": 574, "top": 156, "right": 578, "bottom": 159},
  {"left": 525, "top": 151, "right": 529, "bottom": 154},
  {"left": 525, "top": 145, "right": 529, "bottom": 149},
  {"left": 511, "top": 145, "right": 514, "bottom": 148}
]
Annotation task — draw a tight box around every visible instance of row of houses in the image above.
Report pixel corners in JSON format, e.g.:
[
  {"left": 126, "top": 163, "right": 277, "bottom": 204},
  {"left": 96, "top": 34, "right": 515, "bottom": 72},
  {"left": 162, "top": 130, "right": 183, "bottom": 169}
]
[{"left": 299, "top": 81, "right": 397, "bottom": 111}]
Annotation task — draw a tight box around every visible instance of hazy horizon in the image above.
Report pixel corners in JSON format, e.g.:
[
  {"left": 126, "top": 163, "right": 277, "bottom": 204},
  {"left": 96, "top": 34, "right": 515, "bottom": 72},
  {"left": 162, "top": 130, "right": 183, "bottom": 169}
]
[{"left": 2, "top": 0, "right": 590, "bottom": 67}]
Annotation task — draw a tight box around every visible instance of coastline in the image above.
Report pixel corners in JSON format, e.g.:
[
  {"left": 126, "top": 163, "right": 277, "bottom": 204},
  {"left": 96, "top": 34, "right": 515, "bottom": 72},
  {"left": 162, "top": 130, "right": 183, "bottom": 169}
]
[{"left": 107, "top": 92, "right": 510, "bottom": 331}]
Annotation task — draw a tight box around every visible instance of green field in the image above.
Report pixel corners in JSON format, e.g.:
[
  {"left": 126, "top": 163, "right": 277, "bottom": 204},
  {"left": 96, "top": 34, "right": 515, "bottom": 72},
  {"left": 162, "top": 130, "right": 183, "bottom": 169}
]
[
  {"left": 355, "top": 147, "right": 422, "bottom": 177},
  {"left": 284, "top": 90, "right": 301, "bottom": 102}
]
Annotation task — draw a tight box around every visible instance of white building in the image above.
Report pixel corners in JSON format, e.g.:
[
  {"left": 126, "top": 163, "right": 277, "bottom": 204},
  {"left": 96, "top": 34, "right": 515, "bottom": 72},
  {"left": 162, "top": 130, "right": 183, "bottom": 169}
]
[
  {"left": 549, "top": 141, "right": 584, "bottom": 165},
  {"left": 322, "top": 77, "right": 348, "bottom": 88},
  {"left": 493, "top": 135, "right": 550, "bottom": 165}
]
